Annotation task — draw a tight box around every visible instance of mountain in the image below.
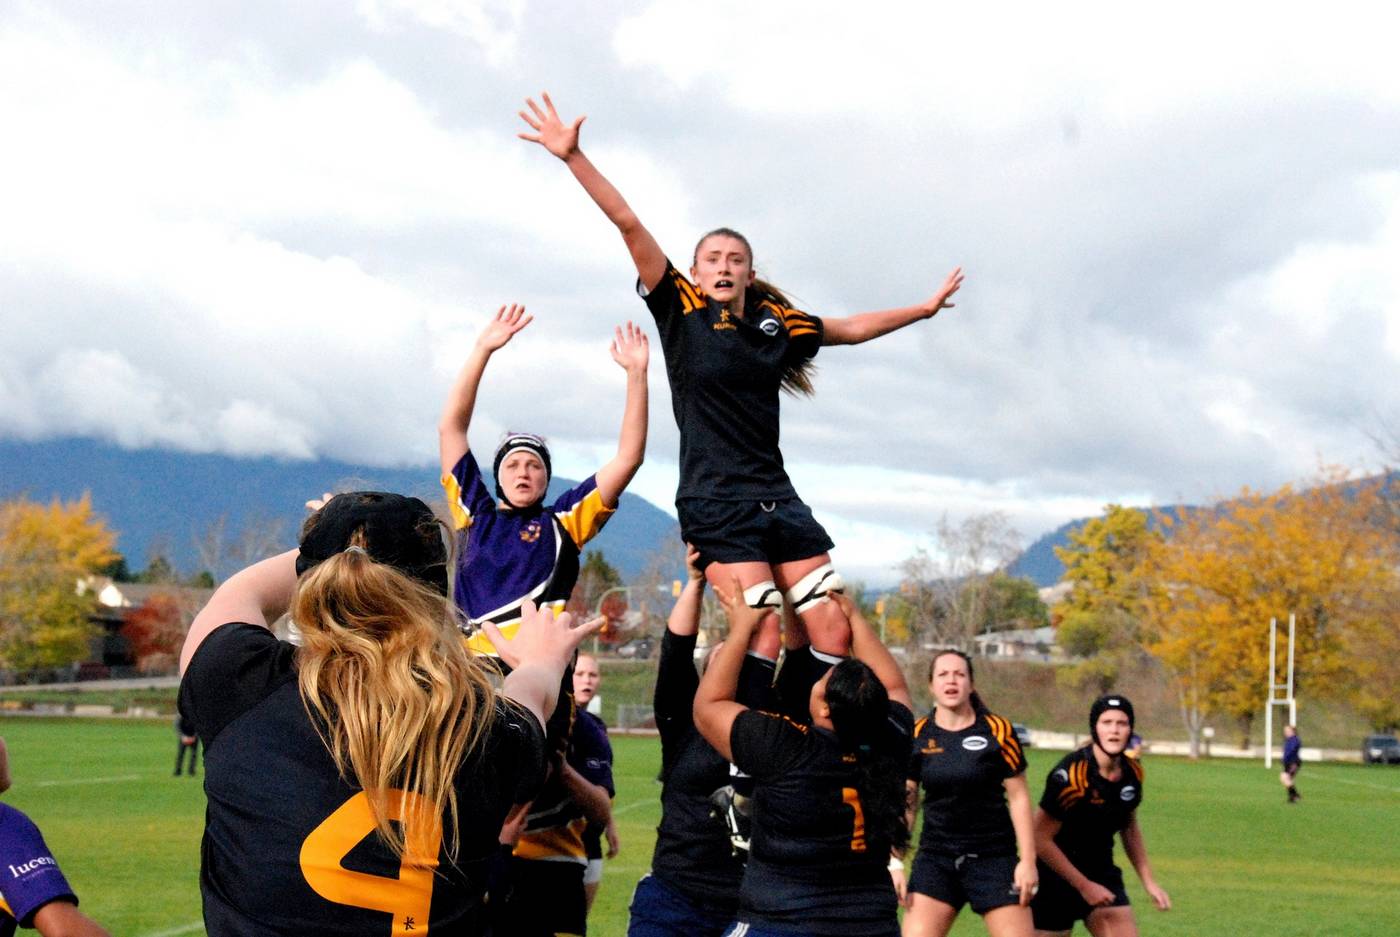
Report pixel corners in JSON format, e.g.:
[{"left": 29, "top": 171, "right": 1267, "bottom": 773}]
[{"left": 0, "top": 438, "right": 680, "bottom": 583}]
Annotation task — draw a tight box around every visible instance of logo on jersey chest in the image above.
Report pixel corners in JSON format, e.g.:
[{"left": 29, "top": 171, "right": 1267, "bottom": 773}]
[
  {"left": 519, "top": 519, "right": 542, "bottom": 543},
  {"left": 758, "top": 317, "right": 781, "bottom": 336},
  {"left": 1089, "top": 791, "right": 1105, "bottom": 805},
  {"left": 1120, "top": 785, "right": 1137, "bottom": 801},
  {"left": 712, "top": 309, "right": 737, "bottom": 331},
  {"left": 961, "top": 736, "right": 989, "bottom": 752},
  {"left": 920, "top": 741, "right": 944, "bottom": 755}
]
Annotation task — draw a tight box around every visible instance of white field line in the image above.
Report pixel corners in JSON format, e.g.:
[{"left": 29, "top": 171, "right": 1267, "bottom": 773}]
[
  {"left": 1312, "top": 770, "right": 1400, "bottom": 794},
  {"left": 33, "top": 774, "right": 144, "bottom": 787},
  {"left": 612, "top": 798, "right": 655, "bottom": 816},
  {"left": 138, "top": 922, "right": 204, "bottom": 937}
]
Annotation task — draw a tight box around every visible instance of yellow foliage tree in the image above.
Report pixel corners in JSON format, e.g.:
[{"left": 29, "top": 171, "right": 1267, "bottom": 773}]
[
  {"left": 1053, "top": 505, "right": 1160, "bottom": 693},
  {"left": 0, "top": 494, "right": 119, "bottom": 671},
  {"left": 1141, "top": 471, "right": 1400, "bottom": 754}
]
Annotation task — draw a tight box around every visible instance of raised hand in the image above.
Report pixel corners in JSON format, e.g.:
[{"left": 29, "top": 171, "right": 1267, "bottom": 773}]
[
  {"left": 482, "top": 600, "right": 603, "bottom": 672},
  {"left": 477, "top": 303, "right": 533, "bottom": 353},
  {"left": 714, "top": 576, "right": 765, "bottom": 638},
  {"left": 518, "top": 92, "right": 584, "bottom": 160},
  {"left": 924, "top": 266, "right": 964, "bottom": 318},
  {"left": 684, "top": 543, "right": 704, "bottom": 582},
  {"left": 304, "top": 491, "right": 335, "bottom": 513},
  {"left": 609, "top": 321, "right": 649, "bottom": 374}
]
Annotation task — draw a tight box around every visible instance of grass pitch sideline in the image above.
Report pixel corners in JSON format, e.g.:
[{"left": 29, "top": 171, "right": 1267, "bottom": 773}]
[{"left": 1, "top": 719, "right": 1397, "bottom": 936}]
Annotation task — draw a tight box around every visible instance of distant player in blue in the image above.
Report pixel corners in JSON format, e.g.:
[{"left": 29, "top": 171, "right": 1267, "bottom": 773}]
[
  {"left": 438, "top": 303, "right": 649, "bottom": 651},
  {"left": 1280, "top": 725, "right": 1302, "bottom": 803},
  {"left": 0, "top": 737, "right": 109, "bottom": 937}
]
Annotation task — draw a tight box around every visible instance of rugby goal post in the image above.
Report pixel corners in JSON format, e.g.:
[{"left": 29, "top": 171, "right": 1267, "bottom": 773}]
[{"left": 1263, "top": 614, "right": 1297, "bottom": 770}]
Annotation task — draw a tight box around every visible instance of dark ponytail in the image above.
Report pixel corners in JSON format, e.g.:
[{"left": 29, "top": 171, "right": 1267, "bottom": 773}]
[
  {"left": 694, "top": 227, "right": 817, "bottom": 398},
  {"left": 825, "top": 659, "right": 910, "bottom": 853}
]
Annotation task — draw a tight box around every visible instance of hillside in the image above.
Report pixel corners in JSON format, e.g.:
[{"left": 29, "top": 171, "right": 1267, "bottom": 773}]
[{"left": 0, "top": 438, "right": 680, "bottom": 582}]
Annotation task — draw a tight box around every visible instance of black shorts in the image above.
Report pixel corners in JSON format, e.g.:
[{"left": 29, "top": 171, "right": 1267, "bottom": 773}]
[
  {"left": 1030, "top": 862, "right": 1129, "bottom": 932},
  {"left": 909, "top": 850, "right": 1021, "bottom": 915},
  {"left": 501, "top": 857, "right": 587, "bottom": 936},
  {"left": 677, "top": 497, "right": 834, "bottom": 568}
]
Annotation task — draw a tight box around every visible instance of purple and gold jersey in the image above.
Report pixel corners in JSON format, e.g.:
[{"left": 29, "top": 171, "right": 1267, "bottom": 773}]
[
  {"left": 514, "top": 708, "right": 614, "bottom": 866},
  {"left": 442, "top": 452, "right": 613, "bottom": 654},
  {"left": 0, "top": 804, "right": 78, "bottom": 937}
]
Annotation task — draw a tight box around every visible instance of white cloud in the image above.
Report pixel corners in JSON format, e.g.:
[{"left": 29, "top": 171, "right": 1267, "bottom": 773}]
[{"left": 1, "top": 2, "right": 1398, "bottom": 564}]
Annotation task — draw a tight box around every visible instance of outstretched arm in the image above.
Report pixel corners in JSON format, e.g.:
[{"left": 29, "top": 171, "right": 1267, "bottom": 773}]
[
  {"left": 594, "top": 322, "right": 649, "bottom": 507},
  {"left": 1121, "top": 813, "right": 1171, "bottom": 911},
  {"left": 693, "top": 577, "right": 765, "bottom": 761},
  {"left": 833, "top": 593, "right": 911, "bottom": 710},
  {"left": 518, "top": 93, "right": 668, "bottom": 292},
  {"left": 438, "top": 304, "right": 533, "bottom": 477},
  {"left": 821, "top": 267, "right": 964, "bottom": 346}
]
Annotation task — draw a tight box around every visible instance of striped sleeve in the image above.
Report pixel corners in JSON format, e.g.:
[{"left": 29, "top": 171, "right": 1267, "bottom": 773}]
[
  {"left": 764, "top": 299, "right": 823, "bottom": 359},
  {"left": 1040, "top": 754, "right": 1091, "bottom": 819},
  {"left": 639, "top": 261, "right": 707, "bottom": 320},
  {"left": 985, "top": 713, "right": 1027, "bottom": 776},
  {"left": 551, "top": 475, "right": 616, "bottom": 549},
  {"left": 441, "top": 451, "right": 494, "bottom": 531}
]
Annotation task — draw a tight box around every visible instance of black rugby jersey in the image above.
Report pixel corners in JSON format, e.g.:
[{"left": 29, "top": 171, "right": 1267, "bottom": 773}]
[
  {"left": 639, "top": 261, "right": 823, "bottom": 502},
  {"left": 648, "top": 630, "right": 745, "bottom": 913},
  {"left": 179, "top": 623, "right": 546, "bottom": 936},
  {"left": 1039, "top": 746, "right": 1144, "bottom": 873},
  {"left": 514, "top": 706, "right": 614, "bottom": 865},
  {"left": 729, "top": 702, "right": 914, "bottom": 936},
  {"left": 909, "top": 711, "right": 1026, "bottom": 857}
]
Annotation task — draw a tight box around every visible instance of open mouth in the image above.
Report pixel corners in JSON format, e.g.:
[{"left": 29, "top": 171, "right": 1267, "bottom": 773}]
[{"left": 714, "top": 278, "right": 734, "bottom": 290}]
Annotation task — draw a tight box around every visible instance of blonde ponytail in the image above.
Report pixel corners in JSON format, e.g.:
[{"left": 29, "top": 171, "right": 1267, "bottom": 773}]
[{"left": 293, "top": 534, "right": 497, "bottom": 861}]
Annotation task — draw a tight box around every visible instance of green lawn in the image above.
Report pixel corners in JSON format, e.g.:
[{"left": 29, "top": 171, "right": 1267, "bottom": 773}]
[{"left": 2, "top": 719, "right": 1398, "bottom": 936}]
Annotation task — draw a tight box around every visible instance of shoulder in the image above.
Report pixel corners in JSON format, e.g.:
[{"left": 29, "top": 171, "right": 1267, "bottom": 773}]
[
  {"left": 981, "top": 711, "right": 1028, "bottom": 771},
  {"left": 1124, "top": 755, "right": 1145, "bottom": 783},
  {"left": 178, "top": 623, "right": 296, "bottom": 743},
  {"left": 755, "top": 295, "right": 820, "bottom": 341},
  {"left": 640, "top": 260, "right": 706, "bottom": 315}
]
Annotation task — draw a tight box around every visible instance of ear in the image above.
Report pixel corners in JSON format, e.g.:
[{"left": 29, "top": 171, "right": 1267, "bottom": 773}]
[
  {"left": 746, "top": 268, "right": 756, "bottom": 285},
  {"left": 690, "top": 261, "right": 700, "bottom": 282}
]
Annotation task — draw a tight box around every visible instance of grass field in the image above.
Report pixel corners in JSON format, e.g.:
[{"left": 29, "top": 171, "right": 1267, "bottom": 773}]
[{"left": 2, "top": 717, "right": 1398, "bottom": 936}]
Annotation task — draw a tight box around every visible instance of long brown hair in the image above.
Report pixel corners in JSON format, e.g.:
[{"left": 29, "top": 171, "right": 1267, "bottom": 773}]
[
  {"left": 293, "top": 526, "right": 497, "bottom": 862},
  {"left": 694, "top": 227, "right": 817, "bottom": 397}
]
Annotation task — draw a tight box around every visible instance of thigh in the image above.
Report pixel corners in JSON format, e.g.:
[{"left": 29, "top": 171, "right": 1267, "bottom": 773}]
[
  {"left": 962, "top": 853, "right": 1023, "bottom": 916},
  {"left": 903, "top": 892, "right": 959, "bottom": 937},
  {"left": 1029, "top": 866, "right": 1088, "bottom": 935},
  {"left": 1084, "top": 905, "right": 1138, "bottom": 937},
  {"left": 983, "top": 903, "right": 1036, "bottom": 937}
]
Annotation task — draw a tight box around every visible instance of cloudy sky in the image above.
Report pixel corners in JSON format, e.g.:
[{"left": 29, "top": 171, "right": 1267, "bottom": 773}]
[{"left": 3, "top": 1, "right": 1398, "bottom": 583}]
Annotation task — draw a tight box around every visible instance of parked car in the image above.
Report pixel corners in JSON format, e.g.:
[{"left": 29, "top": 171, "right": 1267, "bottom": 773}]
[
  {"left": 615, "top": 637, "right": 655, "bottom": 660},
  {"left": 1361, "top": 734, "right": 1400, "bottom": 764},
  {"left": 1013, "top": 723, "right": 1033, "bottom": 748}
]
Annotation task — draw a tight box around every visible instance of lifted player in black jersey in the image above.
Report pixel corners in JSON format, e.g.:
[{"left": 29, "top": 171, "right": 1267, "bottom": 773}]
[
  {"left": 904, "top": 650, "right": 1036, "bottom": 937},
  {"left": 1031, "top": 695, "right": 1171, "bottom": 937},
  {"left": 519, "top": 91, "right": 963, "bottom": 699},
  {"left": 695, "top": 588, "right": 913, "bottom": 937}
]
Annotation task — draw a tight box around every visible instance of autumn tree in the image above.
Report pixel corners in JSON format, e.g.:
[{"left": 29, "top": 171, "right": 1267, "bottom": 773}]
[
  {"left": 1141, "top": 471, "right": 1400, "bottom": 754},
  {"left": 0, "top": 494, "right": 119, "bottom": 671},
  {"left": 1052, "top": 505, "right": 1160, "bottom": 693},
  {"left": 121, "top": 594, "right": 186, "bottom": 674}
]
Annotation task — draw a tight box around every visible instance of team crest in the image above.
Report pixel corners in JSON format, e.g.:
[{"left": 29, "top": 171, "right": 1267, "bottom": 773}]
[
  {"left": 962, "top": 736, "right": 989, "bottom": 751},
  {"left": 519, "top": 520, "right": 542, "bottom": 543},
  {"left": 759, "top": 317, "right": 781, "bottom": 336},
  {"left": 1120, "top": 786, "right": 1137, "bottom": 801},
  {"left": 1054, "top": 768, "right": 1069, "bottom": 782},
  {"left": 713, "top": 309, "right": 737, "bottom": 331}
]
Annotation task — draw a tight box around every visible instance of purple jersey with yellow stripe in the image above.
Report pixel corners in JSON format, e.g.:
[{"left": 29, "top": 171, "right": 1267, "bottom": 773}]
[
  {"left": 442, "top": 452, "right": 613, "bottom": 653},
  {"left": 0, "top": 803, "right": 78, "bottom": 937}
]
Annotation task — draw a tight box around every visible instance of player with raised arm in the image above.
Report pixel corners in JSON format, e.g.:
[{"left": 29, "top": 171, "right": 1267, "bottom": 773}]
[
  {"left": 519, "top": 92, "right": 963, "bottom": 701},
  {"left": 693, "top": 589, "right": 914, "bottom": 937},
  {"left": 178, "top": 491, "right": 601, "bottom": 935}
]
